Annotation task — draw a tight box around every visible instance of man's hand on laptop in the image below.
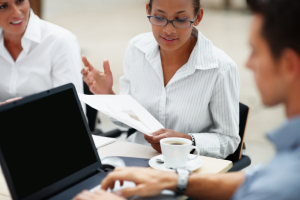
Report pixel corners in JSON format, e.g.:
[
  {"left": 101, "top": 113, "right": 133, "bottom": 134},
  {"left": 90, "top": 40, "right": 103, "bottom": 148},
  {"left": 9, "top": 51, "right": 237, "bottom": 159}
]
[
  {"left": 0, "top": 97, "right": 22, "bottom": 106},
  {"left": 73, "top": 189, "right": 125, "bottom": 200},
  {"left": 101, "top": 167, "right": 177, "bottom": 198}
]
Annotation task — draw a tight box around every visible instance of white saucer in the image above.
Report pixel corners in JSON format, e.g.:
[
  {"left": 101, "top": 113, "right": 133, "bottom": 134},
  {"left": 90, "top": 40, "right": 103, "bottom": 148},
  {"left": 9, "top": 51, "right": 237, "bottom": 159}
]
[{"left": 149, "top": 155, "right": 203, "bottom": 172}]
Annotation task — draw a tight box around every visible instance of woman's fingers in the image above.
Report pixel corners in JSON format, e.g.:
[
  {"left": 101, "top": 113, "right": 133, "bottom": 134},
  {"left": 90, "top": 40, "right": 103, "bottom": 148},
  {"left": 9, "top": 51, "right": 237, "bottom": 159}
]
[
  {"left": 6, "top": 97, "right": 22, "bottom": 103},
  {"left": 83, "top": 74, "right": 93, "bottom": 87},
  {"left": 151, "top": 143, "right": 162, "bottom": 153},
  {"left": 103, "top": 59, "right": 112, "bottom": 76},
  {"left": 1, "top": 97, "right": 23, "bottom": 106},
  {"left": 143, "top": 134, "right": 153, "bottom": 143},
  {"left": 152, "top": 129, "right": 166, "bottom": 136},
  {"left": 144, "top": 133, "right": 166, "bottom": 144},
  {"left": 144, "top": 128, "right": 165, "bottom": 143},
  {"left": 81, "top": 67, "right": 89, "bottom": 75},
  {"left": 86, "top": 73, "right": 95, "bottom": 84},
  {"left": 82, "top": 55, "right": 95, "bottom": 72},
  {"left": 152, "top": 134, "right": 167, "bottom": 142}
]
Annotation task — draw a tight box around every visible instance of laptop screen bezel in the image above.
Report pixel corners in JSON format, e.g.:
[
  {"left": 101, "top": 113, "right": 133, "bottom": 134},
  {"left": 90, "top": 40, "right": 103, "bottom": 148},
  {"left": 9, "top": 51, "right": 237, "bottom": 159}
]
[{"left": 0, "top": 83, "right": 102, "bottom": 200}]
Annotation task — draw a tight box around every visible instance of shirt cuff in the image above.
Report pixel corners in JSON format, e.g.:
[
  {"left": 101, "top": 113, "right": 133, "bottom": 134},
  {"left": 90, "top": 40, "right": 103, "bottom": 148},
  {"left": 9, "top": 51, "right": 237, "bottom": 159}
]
[{"left": 190, "top": 133, "right": 221, "bottom": 158}]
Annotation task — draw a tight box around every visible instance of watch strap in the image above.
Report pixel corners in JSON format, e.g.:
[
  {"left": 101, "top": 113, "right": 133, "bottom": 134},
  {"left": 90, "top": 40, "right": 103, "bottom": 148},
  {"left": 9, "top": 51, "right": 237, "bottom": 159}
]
[{"left": 176, "top": 168, "right": 191, "bottom": 196}]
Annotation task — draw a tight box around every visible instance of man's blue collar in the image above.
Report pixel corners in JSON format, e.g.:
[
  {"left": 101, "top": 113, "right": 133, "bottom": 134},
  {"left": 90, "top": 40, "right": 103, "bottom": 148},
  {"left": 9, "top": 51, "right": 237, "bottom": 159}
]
[{"left": 267, "top": 114, "right": 300, "bottom": 151}]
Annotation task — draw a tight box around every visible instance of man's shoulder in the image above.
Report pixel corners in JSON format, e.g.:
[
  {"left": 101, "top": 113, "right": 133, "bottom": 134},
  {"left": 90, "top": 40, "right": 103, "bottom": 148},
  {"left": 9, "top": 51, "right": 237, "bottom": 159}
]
[{"left": 236, "top": 150, "right": 300, "bottom": 200}]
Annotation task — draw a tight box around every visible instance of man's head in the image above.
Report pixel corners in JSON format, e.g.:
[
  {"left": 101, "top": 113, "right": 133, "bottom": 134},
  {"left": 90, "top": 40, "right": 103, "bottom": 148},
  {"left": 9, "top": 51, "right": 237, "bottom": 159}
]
[{"left": 246, "top": 0, "right": 300, "bottom": 116}]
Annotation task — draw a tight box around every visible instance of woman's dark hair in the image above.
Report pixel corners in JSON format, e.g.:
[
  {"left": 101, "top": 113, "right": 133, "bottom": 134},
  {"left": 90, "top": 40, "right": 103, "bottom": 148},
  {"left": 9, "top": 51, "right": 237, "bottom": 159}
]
[
  {"left": 148, "top": 0, "right": 201, "bottom": 16},
  {"left": 247, "top": 0, "right": 300, "bottom": 58}
]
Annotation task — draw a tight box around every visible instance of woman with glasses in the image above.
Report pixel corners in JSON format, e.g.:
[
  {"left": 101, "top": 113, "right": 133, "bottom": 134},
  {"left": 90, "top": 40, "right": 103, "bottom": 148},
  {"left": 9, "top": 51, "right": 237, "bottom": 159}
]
[
  {"left": 0, "top": 0, "right": 84, "bottom": 110},
  {"left": 82, "top": 0, "right": 240, "bottom": 159}
]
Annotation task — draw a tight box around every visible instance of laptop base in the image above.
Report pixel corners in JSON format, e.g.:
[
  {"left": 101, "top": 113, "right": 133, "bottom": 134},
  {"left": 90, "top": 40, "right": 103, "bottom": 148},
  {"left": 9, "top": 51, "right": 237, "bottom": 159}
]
[{"left": 49, "top": 171, "right": 107, "bottom": 200}]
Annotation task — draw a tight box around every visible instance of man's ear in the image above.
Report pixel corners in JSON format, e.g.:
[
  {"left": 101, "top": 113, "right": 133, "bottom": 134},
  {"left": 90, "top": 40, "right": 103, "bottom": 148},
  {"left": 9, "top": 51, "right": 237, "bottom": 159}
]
[
  {"left": 146, "top": 3, "right": 151, "bottom": 15},
  {"left": 194, "top": 8, "right": 204, "bottom": 26},
  {"left": 281, "top": 49, "right": 300, "bottom": 83}
]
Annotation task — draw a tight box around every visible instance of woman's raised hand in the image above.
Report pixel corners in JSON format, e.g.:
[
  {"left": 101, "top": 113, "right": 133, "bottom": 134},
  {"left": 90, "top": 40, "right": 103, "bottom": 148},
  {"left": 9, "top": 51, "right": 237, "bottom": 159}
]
[{"left": 81, "top": 55, "right": 115, "bottom": 95}]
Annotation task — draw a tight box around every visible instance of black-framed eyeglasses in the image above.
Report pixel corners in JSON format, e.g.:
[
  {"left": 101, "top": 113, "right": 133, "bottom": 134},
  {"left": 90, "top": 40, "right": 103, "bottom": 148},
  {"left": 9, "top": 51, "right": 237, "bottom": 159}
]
[{"left": 147, "top": 10, "right": 199, "bottom": 28}]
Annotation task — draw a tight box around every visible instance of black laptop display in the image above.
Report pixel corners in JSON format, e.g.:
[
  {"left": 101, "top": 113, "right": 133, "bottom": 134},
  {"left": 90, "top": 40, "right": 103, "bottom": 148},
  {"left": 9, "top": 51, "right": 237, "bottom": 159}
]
[{"left": 0, "top": 84, "right": 105, "bottom": 200}]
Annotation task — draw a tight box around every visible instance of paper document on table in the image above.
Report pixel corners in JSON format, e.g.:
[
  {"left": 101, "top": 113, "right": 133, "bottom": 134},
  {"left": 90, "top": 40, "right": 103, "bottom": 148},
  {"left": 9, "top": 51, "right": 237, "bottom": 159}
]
[
  {"left": 78, "top": 93, "right": 164, "bottom": 135},
  {"left": 92, "top": 135, "right": 116, "bottom": 149}
]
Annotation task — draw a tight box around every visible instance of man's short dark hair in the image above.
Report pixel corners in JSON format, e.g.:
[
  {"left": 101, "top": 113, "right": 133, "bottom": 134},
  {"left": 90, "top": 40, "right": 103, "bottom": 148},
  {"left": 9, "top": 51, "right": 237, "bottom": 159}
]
[{"left": 247, "top": 0, "right": 300, "bottom": 58}]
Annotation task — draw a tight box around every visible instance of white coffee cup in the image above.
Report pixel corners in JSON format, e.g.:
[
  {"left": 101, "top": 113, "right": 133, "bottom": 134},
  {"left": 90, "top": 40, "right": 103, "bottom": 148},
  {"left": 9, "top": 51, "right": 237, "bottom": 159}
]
[{"left": 160, "top": 137, "right": 200, "bottom": 169}]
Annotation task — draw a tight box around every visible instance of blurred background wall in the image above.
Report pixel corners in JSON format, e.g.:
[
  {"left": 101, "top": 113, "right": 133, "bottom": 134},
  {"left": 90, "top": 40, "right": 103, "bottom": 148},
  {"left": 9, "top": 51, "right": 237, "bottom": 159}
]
[{"left": 33, "top": 0, "right": 285, "bottom": 169}]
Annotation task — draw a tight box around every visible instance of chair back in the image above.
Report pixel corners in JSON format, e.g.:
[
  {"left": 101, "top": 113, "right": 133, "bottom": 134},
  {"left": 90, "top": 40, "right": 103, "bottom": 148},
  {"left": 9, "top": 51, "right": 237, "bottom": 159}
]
[
  {"left": 84, "top": 82, "right": 98, "bottom": 132},
  {"left": 225, "top": 103, "right": 250, "bottom": 162}
]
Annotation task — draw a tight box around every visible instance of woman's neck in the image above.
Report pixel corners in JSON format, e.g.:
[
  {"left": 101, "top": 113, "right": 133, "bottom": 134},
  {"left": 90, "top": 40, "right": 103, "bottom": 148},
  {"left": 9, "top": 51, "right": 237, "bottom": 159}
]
[
  {"left": 160, "top": 35, "right": 197, "bottom": 86},
  {"left": 160, "top": 35, "right": 197, "bottom": 67},
  {"left": 3, "top": 32, "right": 24, "bottom": 61},
  {"left": 3, "top": 31, "right": 23, "bottom": 46}
]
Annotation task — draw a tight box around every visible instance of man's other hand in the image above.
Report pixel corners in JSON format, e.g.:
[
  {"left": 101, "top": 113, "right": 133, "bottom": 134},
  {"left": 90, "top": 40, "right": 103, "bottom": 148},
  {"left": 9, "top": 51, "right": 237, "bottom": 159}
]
[{"left": 101, "top": 167, "right": 177, "bottom": 198}]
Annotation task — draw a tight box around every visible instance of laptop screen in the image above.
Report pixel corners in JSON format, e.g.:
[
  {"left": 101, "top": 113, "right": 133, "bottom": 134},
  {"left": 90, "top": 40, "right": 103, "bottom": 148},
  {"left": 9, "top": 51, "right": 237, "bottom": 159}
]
[{"left": 0, "top": 88, "right": 98, "bottom": 199}]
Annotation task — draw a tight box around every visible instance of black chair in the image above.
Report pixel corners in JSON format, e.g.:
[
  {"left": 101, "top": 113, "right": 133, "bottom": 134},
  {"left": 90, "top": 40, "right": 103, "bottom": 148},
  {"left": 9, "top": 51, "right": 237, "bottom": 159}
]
[
  {"left": 226, "top": 103, "right": 251, "bottom": 172},
  {"left": 84, "top": 82, "right": 98, "bottom": 132}
]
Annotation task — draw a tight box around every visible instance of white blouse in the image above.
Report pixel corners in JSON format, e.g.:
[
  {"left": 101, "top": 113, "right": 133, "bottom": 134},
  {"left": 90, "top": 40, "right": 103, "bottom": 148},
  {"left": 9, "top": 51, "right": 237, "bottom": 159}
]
[
  {"left": 0, "top": 10, "right": 83, "bottom": 109},
  {"left": 114, "top": 28, "right": 240, "bottom": 159}
]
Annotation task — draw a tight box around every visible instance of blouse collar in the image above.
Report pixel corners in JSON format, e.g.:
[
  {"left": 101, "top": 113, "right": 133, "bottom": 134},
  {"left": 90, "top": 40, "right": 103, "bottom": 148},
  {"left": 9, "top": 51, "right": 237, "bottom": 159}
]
[
  {"left": 134, "top": 27, "right": 219, "bottom": 74},
  {"left": 21, "top": 9, "right": 42, "bottom": 53}
]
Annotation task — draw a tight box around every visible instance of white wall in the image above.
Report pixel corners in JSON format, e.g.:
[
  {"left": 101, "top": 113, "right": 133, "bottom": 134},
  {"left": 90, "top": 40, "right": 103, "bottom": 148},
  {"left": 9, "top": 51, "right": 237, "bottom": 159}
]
[{"left": 201, "top": 0, "right": 247, "bottom": 9}]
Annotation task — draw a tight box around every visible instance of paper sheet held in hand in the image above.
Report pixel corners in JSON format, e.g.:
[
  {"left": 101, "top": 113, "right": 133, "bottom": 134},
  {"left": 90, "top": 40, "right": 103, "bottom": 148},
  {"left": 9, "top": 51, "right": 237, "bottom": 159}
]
[{"left": 78, "top": 94, "right": 164, "bottom": 135}]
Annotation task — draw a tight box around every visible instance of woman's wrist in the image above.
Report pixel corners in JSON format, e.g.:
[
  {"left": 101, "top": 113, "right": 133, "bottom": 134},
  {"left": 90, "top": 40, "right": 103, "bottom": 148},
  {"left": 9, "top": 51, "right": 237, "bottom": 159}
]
[{"left": 182, "top": 133, "right": 192, "bottom": 141}]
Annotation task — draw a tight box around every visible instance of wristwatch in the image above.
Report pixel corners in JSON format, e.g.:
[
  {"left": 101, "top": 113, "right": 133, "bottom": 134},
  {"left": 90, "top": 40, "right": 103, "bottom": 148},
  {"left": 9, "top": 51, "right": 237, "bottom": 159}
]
[{"left": 175, "top": 168, "right": 191, "bottom": 196}]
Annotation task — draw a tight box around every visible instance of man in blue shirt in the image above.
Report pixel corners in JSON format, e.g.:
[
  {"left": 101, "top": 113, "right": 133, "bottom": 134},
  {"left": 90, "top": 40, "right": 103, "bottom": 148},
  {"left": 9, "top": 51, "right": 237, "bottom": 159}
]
[{"left": 73, "top": 0, "right": 300, "bottom": 199}]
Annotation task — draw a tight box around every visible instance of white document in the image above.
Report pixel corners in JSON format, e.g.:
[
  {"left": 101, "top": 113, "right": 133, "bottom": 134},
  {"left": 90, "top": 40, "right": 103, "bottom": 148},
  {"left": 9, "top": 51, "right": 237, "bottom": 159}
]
[
  {"left": 78, "top": 94, "right": 164, "bottom": 135},
  {"left": 92, "top": 135, "right": 116, "bottom": 149}
]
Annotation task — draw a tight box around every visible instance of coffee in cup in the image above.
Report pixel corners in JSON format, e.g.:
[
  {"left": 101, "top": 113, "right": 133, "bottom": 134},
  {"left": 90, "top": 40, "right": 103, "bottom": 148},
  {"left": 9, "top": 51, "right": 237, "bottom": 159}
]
[{"left": 163, "top": 141, "right": 186, "bottom": 145}]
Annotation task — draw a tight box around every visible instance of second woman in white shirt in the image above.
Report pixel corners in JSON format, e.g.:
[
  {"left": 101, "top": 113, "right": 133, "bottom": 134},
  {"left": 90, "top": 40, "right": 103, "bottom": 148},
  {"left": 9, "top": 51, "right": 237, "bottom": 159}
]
[
  {"left": 82, "top": 0, "right": 240, "bottom": 159},
  {"left": 0, "top": 0, "right": 83, "bottom": 109}
]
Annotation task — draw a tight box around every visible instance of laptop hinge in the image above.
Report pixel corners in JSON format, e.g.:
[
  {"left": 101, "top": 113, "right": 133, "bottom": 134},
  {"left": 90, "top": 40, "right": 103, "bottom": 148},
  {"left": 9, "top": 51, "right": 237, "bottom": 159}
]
[{"left": 97, "top": 168, "right": 105, "bottom": 173}]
